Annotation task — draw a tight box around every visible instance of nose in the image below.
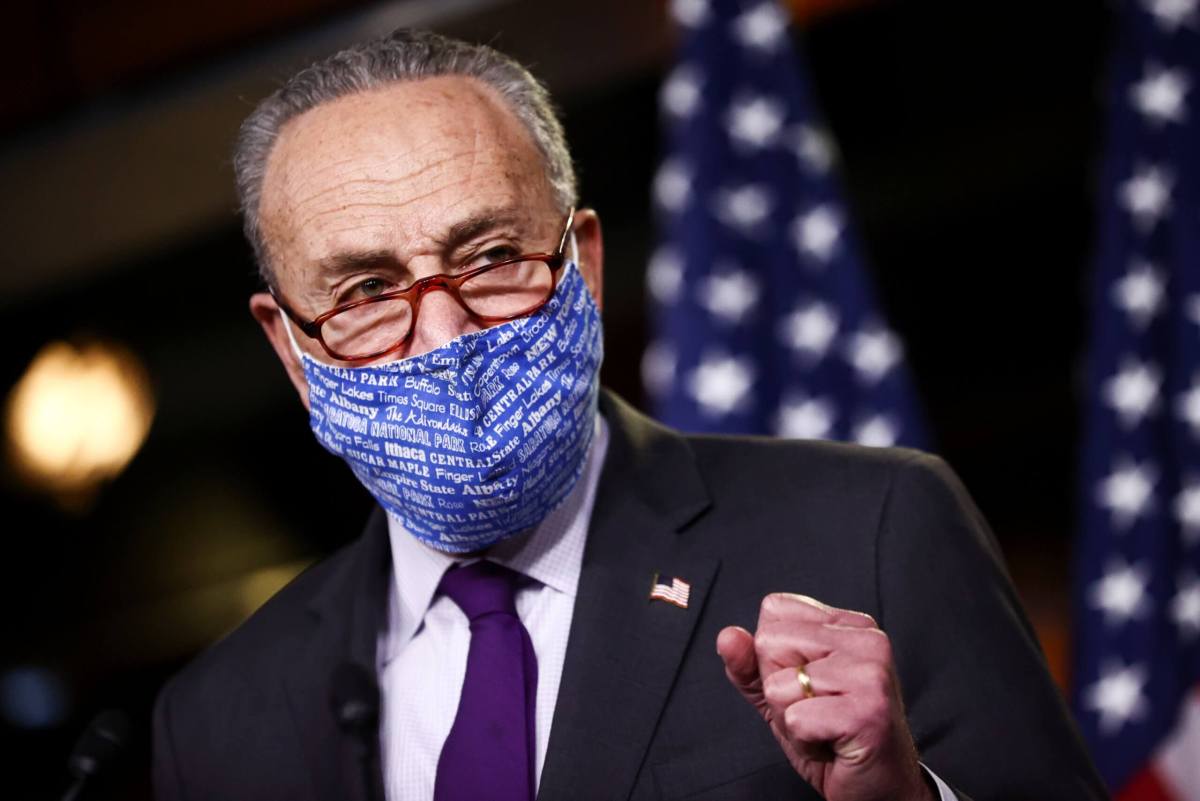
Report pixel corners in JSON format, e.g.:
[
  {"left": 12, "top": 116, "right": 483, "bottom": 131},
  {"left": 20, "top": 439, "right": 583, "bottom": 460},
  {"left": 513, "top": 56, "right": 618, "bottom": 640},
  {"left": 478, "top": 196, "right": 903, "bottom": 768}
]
[{"left": 404, "top": 285, "right": 482, "bottom": 357}]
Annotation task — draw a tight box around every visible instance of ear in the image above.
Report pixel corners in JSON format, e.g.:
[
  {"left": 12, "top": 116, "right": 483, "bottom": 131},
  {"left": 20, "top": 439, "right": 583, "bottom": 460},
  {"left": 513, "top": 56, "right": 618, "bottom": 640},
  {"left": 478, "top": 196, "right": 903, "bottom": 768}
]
[
  {"left": 249, "top": 292, "right": 311, "bottom": 411},
  {"left": 571, "top": 207, "right": 604, "bottom": 311}
]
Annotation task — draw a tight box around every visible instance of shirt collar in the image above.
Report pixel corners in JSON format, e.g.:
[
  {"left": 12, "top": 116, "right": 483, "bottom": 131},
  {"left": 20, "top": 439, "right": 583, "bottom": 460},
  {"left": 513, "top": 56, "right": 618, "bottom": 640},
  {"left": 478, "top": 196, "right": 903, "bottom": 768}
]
[{"left": 381, "top": 414, "right": 609, "bottom": 664}]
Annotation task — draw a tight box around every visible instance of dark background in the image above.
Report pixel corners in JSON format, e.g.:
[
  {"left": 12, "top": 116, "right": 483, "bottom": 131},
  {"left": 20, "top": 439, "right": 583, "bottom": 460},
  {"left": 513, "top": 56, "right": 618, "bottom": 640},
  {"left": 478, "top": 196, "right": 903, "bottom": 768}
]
[{"left": 0, "top": 1, "right": 1110, "bottom": 798}]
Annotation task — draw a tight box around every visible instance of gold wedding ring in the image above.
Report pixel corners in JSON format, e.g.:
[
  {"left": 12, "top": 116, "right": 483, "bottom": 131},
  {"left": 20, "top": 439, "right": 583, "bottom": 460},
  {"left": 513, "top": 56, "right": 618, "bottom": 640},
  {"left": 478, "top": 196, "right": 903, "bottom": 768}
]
[{"left": 795, "top": 664, "right": 815, "bottom": 699}]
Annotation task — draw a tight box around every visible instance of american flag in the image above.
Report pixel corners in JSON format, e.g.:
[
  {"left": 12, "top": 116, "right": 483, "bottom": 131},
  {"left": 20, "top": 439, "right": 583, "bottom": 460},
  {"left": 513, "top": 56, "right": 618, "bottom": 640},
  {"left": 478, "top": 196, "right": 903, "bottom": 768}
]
[
  {"left": 642, "top": 0, "right": 926, "bottom": 448},
  {"left": 649, "top": 574, "right": 692, "bottom": 609},
  {"left": 1072, "top": 1, "right": 1200, "bottom": 797}
]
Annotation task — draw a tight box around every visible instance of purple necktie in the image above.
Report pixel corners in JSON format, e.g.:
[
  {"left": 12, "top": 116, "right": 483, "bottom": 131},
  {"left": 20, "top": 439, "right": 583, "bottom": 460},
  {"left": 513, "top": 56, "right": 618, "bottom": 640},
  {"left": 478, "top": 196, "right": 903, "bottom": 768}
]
[{"left": 433, "top": 561, "right": 538, "bottom": 801}]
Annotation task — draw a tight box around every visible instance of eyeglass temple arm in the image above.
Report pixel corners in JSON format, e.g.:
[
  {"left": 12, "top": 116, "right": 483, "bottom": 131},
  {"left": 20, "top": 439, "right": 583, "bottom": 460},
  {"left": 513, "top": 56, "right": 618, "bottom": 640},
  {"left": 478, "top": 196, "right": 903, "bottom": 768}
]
[
  {"left": 556, "top": 207, "right": 576, "bottom": 255},
  {"left": 269, "top": 288, "right": 320, "bottom": 337}
]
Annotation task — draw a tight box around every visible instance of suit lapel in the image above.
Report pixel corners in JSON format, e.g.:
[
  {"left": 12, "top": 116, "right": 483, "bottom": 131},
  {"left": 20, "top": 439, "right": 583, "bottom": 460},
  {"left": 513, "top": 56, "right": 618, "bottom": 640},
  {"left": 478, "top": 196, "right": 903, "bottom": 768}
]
[
  {"left": 276, "top": 393, "right": 714, "bottom": 801},
  {"left": 282, "top": 508, "right": 390, "bottom": 801},
  {"left": 538, "top": 392, "right": 718, "bottom": 801}
]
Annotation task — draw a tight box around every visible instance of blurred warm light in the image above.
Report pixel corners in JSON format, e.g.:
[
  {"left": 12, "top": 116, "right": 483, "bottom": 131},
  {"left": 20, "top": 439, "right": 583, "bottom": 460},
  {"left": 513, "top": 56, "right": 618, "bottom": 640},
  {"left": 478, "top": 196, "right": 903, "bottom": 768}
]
[{"left": 6, "top": 340, "right": 154, "bottom": 495}]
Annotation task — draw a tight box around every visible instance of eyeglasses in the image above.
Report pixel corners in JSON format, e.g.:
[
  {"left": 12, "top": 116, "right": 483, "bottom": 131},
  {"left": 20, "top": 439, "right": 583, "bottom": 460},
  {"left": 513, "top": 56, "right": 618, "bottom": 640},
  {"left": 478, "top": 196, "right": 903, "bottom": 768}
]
[{"left": 274, "top": 208, "right": 575, "bottom": 362}]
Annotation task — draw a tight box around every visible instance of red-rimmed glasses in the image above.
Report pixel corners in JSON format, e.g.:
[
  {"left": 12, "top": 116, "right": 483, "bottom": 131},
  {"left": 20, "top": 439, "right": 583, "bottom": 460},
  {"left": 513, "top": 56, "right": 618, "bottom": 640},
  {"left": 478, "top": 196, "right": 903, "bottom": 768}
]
[{"left": 274, "top": 209, "right": 575, "bottom": 362}]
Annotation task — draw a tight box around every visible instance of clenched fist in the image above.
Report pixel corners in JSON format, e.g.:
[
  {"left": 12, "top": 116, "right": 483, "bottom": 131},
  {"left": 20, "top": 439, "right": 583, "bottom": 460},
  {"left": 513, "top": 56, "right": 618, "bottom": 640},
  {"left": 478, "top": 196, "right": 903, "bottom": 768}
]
[{"left": 717, "top": 593, "right": 934, "bottom": 801}]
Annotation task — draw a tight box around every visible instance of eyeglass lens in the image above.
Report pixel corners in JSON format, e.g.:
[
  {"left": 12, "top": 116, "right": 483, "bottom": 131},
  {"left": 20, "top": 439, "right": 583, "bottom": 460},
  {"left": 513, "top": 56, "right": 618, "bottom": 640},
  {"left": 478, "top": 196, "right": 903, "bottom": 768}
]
[{"left": 321, "top": 258, "right": 555, "bottom": 359}]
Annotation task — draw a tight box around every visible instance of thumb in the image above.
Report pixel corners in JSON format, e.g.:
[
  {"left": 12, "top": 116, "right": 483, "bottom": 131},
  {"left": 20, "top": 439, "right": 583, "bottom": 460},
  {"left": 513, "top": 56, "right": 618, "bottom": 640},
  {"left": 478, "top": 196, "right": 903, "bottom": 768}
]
[{"left": 717, "top": 625, "right": 761, "bottom": 700}]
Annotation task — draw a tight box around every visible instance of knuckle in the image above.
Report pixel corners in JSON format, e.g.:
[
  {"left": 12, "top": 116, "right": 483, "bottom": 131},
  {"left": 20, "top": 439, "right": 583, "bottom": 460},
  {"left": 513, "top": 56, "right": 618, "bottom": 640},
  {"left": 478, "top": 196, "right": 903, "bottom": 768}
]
[
  {"left": 753, "top": 635, "right": 773, "bottom": 666},
  {"left": 861, "top": 662, "right": 891, "bottom": 695},
  {"left": 763, "top": 675, "right": 785, "bottom": 705},
  {"left": 840, "top": 608, "right": 876, "bottom": 628},
  {"left": 783, "top": 702, "right": 805, "bottom": 734},
  {"left": 844, "top": 694, "right": 882, "bottom": 733},
  {"left": 762, "top": 593, "right": 787, "bottom": 616},
  {"left": 860, "top": 697, "right": 890, "bottom": 731},
  {"left": 862, "top": 628, "right": 892, "bottom": 661},
  {"left": 754, "top": 627, "right": 782, "bottom": 654}
]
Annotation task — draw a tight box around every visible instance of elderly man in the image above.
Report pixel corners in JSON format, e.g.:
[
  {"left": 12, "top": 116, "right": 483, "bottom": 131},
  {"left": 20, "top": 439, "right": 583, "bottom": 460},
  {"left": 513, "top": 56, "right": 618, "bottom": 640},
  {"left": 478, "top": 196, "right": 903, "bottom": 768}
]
[{"left": 153, "top": 28, "right": 1106, "bottom": 801}]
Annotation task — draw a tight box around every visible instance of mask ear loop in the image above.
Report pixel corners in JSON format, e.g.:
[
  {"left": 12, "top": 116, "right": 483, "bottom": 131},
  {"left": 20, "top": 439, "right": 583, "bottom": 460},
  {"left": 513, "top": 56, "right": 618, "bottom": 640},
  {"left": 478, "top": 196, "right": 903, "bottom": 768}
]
[
  {"left": 569, "top": 231, "right": 580, "bottom": 265},
  {"left": 279, "top": 308, "right": 308, "bottom": 362}
]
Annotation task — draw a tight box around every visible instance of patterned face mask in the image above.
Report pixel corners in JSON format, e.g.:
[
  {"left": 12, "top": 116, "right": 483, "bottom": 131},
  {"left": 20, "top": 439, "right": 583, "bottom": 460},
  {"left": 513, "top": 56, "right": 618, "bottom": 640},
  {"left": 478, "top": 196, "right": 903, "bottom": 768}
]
[{"left": 285, "top": 261, "right": 604, "bottom": 553}]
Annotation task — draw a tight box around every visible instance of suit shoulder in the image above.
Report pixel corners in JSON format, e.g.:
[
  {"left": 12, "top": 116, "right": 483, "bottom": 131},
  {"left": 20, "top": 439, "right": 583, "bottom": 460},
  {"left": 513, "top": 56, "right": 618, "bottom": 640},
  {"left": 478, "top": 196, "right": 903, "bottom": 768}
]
[
  {"left": 681, "top": 435, "right": 977, "bottom": 556},
  {"left": 683, "top": 431, "right": 940, "bottom": 494}
]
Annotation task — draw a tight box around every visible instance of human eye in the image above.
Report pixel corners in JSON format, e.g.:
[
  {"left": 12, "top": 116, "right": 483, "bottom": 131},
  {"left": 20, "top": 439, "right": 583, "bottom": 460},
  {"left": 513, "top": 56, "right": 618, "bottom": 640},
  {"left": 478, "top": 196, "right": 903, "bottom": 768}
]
[
  {"left": 340, "top": 276, "right": 395, "bottom": 304},
  {"left": 464, "top": 243, "right": 520, "bottom": 270}
]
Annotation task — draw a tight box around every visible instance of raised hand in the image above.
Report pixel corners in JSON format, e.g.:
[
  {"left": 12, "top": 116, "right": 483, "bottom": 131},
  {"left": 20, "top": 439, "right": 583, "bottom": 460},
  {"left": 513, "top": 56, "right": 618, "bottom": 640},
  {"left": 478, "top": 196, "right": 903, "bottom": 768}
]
[{"left": 717, "top": 593, "right": 934, "bottom": 801}]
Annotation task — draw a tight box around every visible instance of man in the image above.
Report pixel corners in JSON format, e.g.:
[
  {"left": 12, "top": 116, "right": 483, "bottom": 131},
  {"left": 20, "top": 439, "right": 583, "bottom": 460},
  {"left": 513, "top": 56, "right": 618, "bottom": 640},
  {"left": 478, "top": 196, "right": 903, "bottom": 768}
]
[{"left": 153, "top": 28, "right": 1107, "bottom": 801}]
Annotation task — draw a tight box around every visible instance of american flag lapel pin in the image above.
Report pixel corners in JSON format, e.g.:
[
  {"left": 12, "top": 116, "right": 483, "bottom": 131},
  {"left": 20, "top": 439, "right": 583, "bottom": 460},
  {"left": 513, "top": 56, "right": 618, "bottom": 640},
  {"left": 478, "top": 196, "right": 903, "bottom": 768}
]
[{"left": 649, "top": 571, "right": 691, "bottom": 609}]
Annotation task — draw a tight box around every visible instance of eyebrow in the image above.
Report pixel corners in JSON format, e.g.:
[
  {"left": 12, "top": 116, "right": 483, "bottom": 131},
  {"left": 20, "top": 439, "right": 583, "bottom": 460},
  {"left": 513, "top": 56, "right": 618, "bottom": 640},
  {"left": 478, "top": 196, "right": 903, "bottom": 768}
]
[
  {"left": 439, "top": 210, "right": 526, "bottom": 253},
  {"left": 315, "top": 249, "right": 396, "bottom": 276},
  {"left": 313, "top": 208, "right": 528, "bottom": 278}
]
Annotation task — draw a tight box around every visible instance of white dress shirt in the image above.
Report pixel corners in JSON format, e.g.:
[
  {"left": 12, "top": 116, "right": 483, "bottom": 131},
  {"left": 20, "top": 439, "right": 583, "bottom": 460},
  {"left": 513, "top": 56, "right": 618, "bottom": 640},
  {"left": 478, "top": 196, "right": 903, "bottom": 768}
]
[
  {"left": 374, "top": 415, "right": 957, "bottom": 801},
  {"left": 376, "top": 418, "right": 608, "bottom": 800}
]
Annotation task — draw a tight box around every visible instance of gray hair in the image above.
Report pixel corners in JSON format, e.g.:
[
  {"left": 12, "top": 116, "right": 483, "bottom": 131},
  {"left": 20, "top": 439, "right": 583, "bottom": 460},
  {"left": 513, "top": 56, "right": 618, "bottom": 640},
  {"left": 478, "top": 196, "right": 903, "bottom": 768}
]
[{"left": 234, "top": 28, "right": 578, "bottom": 285}]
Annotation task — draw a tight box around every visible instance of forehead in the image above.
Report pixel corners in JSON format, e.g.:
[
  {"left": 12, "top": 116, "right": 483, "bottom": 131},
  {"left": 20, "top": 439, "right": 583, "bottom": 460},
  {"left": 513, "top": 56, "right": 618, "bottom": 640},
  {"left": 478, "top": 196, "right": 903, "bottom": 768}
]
[{"left": 258, "top": 76, "right": 554, "bottom": 271}]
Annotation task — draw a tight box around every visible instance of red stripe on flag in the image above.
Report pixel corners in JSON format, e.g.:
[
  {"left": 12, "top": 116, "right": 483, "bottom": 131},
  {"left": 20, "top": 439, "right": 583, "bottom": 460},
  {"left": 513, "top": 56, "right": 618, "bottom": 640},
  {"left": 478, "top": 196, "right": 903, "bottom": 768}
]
[{"left": 1118, "top": 766, "right": 1176, "bottom": 801}]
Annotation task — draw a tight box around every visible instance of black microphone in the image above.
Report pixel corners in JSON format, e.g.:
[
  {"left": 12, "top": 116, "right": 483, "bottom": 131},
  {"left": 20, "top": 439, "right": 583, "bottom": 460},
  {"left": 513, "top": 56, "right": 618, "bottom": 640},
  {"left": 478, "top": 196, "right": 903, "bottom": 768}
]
[
  {"left": 330, "top": 662, "right": 382, "bottom": 801},
  {"left": 62, "top": 709, "right": 129, "bottom": 801}
]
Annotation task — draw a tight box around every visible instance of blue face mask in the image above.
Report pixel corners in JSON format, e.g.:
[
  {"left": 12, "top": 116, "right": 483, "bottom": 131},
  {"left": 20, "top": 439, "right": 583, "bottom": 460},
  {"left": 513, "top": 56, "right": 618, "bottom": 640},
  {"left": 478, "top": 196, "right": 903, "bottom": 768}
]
[{"left": 287, "top": 261, "right": 603, "bottom": 553}]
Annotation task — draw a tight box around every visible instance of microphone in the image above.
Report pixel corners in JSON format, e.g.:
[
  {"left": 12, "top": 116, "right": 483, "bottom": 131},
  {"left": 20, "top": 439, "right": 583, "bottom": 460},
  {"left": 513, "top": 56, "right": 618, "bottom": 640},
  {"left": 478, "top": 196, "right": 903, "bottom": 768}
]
[
  {"left": 330, "top": 662, "right": 382, "bottom": 801},
  {"left": 62, "top": 709, "right": 130, "bottom": 801}
]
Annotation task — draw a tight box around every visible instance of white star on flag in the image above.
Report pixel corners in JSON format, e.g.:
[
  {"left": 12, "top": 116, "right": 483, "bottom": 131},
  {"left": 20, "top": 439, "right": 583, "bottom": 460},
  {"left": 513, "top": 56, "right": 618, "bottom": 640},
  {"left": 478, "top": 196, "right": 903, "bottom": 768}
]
[
  {"left": 1089, "top": 559, "right": 1152, "bottom": 626},
  {"left": 792, "top": 204, "right": 843, "bottom": 262},
  {"left": 1142, "top": 0, "right": 1198, "bottom": 30},
  {"left": 1096, "top": 460, "right": 1157, "bottom": 529},
  {"left": 698, "top": 269, "right": 761, "bottom": 324},
  {"left": 662, "top": 64, "right": 704, "bottom": 119},
  {"left": 1085, "top": 661, "right": 1149, "bottom": 735},
  {"left": 641, "top": 341, "right": 677, "bottom": 399},
  {"left": 732, "top": 2, "right": 789, "bottom": 51},
  {"left": 1188, "top": 295, "right": 1200, "bottom": 326},
  {"left": 1172, "top": 573, "right": 1200, "bottom": 638},
  {"left": 714, "top": 184, "right": 773, "bottom": 232},
  {"left": 727, "top": 94, "right": 786, "bottom": 149},
  {"left": 845, "top": 327, "right": 903, "bottom": 384},
  {"left": 1073, "top": 0, "right": 1200, "bottom": 773},
  {"left": 788, "top": 124, "right": 837, "bottom": 174},
  {"left": 648, "top": 0, "right": 926, "bottom": 456},
  {"left": 778, "top": 300, "right": 839, "bottom": 360},
  {"left": 655, "top": 159, "right": 692, "bottom": 213},
  {"left": 853, "top": 414, "right": 899, "bottom": 448},
  {"left": 1176, "top": 480, "right": 1200, "bottom": 541},
  {"left": 1178, "top": 376, "right": 1200, "bottom": 435},
  {"left": 1119, "top": 164, "right": 1173, "bottom": 231},
  {"left": 1111, "top": 261, "right": 1164, "bottom": 328},
  {"left": 1130, "top": 63, "right": 1190, "bottom": 124},
  {"left": 671, "top": 0, "right": 710, "bottom": 28},
  {"left": 647, "top": 247, "right": 684, "bottom": 305},
  {"left": 686, "top": 352, "right": 755, "bottom": 417},
  {"left": 775, "top": 394, "right": 836, "bottom": 439},
  {"left": 1103, "top": 359, "right": 1162, "bottom": 427}
]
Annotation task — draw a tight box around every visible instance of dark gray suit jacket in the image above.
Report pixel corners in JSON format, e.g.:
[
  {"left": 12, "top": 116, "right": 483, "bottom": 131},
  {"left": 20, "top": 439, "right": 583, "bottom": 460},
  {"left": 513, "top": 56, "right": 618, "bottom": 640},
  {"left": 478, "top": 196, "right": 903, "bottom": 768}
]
[{"left": 153, "top": 391, "right": 1108, "bottom": 800}]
